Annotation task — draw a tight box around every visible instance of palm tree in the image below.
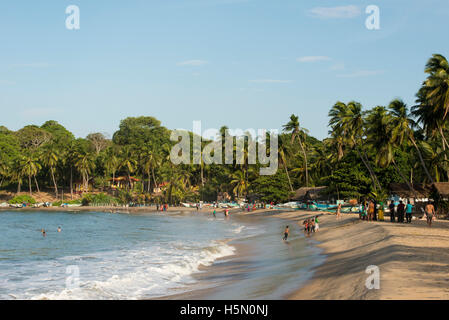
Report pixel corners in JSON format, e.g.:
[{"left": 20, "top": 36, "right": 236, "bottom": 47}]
[
  {"left": 328, "top": 101, "right": 381, "bottom": 190},
  {"left": 0, "top": 157, "right": 9, "bottom": 189},
  {"left": 278, "top": 135, "right": 294, "bottom": 192},
  {"left": 74, "top": 152, "right": 95, "bottom": 192},
  {"left": 119, "top": 146, "right": 137, "bottom": 190},
  {"left": 413, "top": 54, "right": 449, "bottom": 174},
  {"left": 229, "top": 169, "right": 248, "bottom": 198},
  {"left": 40, "top": 146, "right": 60, "bottom": 197},
  {"left": 283, "top": 115, "right": 309, "bottom": 187},
  {"left": 388, "top": 99, "right": 434, "bottom": 183},
  {"left": 309, "top": 144, "right": 332, "bottom": 183},
  {"left": 19, "top": 153, "right": 42, "bottom": 196},
  {"left": 365, "top": 106, "right": 416, "bottom": 195},
  {"left": 423, "top": 54, "right": 449, "bottom": 120},
  {"left": 138, "top": 145, "right": 158, "bottom": 193},
  {"left": 419, "top": 141, "right": 449, "bottom": 182},
  {"left": 104, "top": 147, "right": 120, "bottom": 188}
]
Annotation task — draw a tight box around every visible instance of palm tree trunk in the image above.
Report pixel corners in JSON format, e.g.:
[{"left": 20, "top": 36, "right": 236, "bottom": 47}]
[
  {"left": 51, "top": 168, "right": 58, "bottom": 197},
  {"left": 439, "top": 127, "right": 449, "bottom": 181},
  {"left": 28, "top": 175, "right": 32, "bottom": 196},
  {"left": 361, "top": 150, "right": 382, "bottom": 190},
  {"left": 70, "top": 166, "right": 73, "bottom": 199},
  {"left": 297, "top": 138, "right": 309, "bottom": 187},
  {"left": 0, "top": 178, "right": 3, "bottom": 189},
  {"left": 410, "top": 137, "right": 434, "bottom": 184},
  {"left": 151, "top": 167, "right": 157, "bottom": 189},
  {"left": 17, "top": 180, "right": 21, "bottom": 193},
  {"left": 34, "top": 175, "right": 40, "bottom": 193},
  {"left": 438, "top": 126, "right": 449, "bottom": 149},
  {"left": 392, "top": 158, "right": 418, "bottom": 198},
  {"left": 354, "top": 147, "right": 380, "bottom": 191},
  {"left": 201, "top": 162, "right": 204, "bottom": 187}
]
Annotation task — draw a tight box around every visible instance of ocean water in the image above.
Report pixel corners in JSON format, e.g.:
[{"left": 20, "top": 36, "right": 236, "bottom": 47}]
[{"left": 0, "top": 210, "right": 323, "bottom": 300}]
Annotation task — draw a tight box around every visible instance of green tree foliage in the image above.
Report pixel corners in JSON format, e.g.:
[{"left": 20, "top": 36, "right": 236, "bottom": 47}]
[
  {"left": 250, "top": 172, "right": 292, "bottom": 203},
  {"left": 1, "top": 54, "right": 449, "bottom": 205}
]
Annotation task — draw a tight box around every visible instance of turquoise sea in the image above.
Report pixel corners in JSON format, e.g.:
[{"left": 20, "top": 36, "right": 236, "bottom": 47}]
[{"left": 0, "top": 210, "right": 323, "bottom": 300}]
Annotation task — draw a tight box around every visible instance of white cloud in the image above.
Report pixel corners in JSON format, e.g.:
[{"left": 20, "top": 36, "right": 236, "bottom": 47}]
[
  {"left": 337, "top": 70, "right": 384, "bottom": 78},
  {"left": 308, "top": 5, "right": 361, "bottom": 19},
  {"left": 297, "top": 56, "right": 331, "bottom": 63},
  {"left": 249, "top": 79, "right": 292, "bottom": 83},
  {"left": 177, "top": 60, "right": 209, "bottom": 66}
]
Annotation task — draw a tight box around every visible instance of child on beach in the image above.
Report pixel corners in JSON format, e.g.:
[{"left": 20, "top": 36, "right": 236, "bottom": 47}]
[
  {"left": 314, "top": 216, "right": 319, "bottom": 231},
  {"left": 303, "top": 220, "right": 308, "bottom": 233},
  {"left": 282, "top": 226, "right": 289, "bottom": 241}
]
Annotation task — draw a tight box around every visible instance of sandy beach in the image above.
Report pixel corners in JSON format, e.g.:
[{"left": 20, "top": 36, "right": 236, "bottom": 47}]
[
  {"left": 160, "top": 208, "right": 449, "bottom": 300},
  {"left": 276, "top": 211, "right": 449, "bottom": 300},
  {"left": 4, "top": 205, "right": 449, "bottom": 299}
]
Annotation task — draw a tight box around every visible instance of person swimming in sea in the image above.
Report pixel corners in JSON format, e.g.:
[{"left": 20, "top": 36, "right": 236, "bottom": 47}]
[
  {"left": 282, "top": 226, "right": 290, "bottom": 241},
  {"left": 42, "top": 229, "right": 46, "bottom": 237},
  {"left": 57, "top": 226, "right": 61, "bottom": 233}
]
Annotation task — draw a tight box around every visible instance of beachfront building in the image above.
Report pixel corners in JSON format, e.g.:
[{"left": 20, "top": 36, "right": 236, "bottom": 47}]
[
  {"left": 292, "top": 186, "right": 329, "bottom": 202},
  {"left": 432, "top": 183, "right": 449, "bottom": 201},
  {"left": 388, "top": 183, "right": 431, "bottom": 204},
  {"left": 109, "top": 176, "right": 140, "bottom": 190},
  {"left": 72, "top": 180, "right": 94, "bottom": 194},
  {"left": 217, "top": 192, "right": 231, "bottom": 202}
]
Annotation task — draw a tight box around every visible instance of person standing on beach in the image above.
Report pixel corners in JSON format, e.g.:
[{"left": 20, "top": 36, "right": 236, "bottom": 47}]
[
  {"left": 406, "top": 201, "right": 413, "bottom": 223},
  {"left": 314, "top": 216, "right": 320, "bottom": 231},
  {"left": 282, "top": 226, "right": 290, "bottom": 241},
  {"left": 397, "top": 201, "right": 405, "bottom": 223},
  {"left": 336, "top": 203, "right": 342, "bottom": 220},
  {"left": 213, "top": 209, "right": 216, "bottom": 218},
  {"left": 425, "top": 202, "right": 436, "bottom": 227},
  {"left": 389, "top": 201, "right": 396, "bottom": 222},
  {"left": 373, "top": 200, "right": 377, "bottom": 221},
  {"left": 368, "top": 201, "right": 375, "bottom": 221}
]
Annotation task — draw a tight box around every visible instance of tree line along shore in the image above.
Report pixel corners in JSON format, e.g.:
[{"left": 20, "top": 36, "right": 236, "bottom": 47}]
[{"left": 0, "top": 54, "right": 449, "bottom": 215}]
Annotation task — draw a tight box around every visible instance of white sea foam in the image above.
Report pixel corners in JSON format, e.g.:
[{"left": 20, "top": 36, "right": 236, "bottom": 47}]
[{"left": 21, "top": 241, "right": 235, "bottom": 300}]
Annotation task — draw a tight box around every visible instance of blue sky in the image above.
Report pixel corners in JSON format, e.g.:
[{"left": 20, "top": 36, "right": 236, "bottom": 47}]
[{"left": 1, "top": 0, "right": 448, "bottom": 140}]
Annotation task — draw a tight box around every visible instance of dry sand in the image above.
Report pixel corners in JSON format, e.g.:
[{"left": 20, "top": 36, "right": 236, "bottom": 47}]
[{"left": 275, "top": 211, "right": 449, "bottom": 300}]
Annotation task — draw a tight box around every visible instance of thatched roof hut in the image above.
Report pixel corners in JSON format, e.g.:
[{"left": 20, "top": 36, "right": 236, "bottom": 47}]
[
  {"left": 388, "top": 183, "right": 431, "bottom": 199},
  {"left": 432, "top": 182, "right": 449, "bottom": 199},
  {"left": 292, "top": 186, "right": 328, "bottom": 201}
]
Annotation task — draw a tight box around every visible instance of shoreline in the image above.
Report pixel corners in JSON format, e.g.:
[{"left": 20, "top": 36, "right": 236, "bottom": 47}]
[
  {"left": 4, "top": 206, "right": 449, "bottom": 299},
  {"left": 191, "top": 208, "right": 449, "bottom": 300}
]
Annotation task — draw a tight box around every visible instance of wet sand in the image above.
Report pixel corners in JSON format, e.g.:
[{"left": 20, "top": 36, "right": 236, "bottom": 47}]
[
  {"left": 7, "top": 205, "right": 449, "bottom": 299},
  {"left": 161, "top": 209, "right": 449, "bottom": 300}
]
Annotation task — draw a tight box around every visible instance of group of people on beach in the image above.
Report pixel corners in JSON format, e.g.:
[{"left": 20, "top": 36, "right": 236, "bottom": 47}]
[
  {"left": 388, "top": 200, "right": 413, "bottom": 223},
  {"left": 212, "top": 208, "right": 230, "bottom": 218},
  {"left": 356, "top": 199, "right": 437, "bottom": 228},
  {"left": 156, "top": 203, "right": 169, "bottom": 212},
  {"left": 303, "top": 217, "right": 319, "bottom": 235},
  {"left": 282, "top": 216, "right": 320, "bottom": 241},
  {"left": 358, "top": 200, "right": 384, "bottom": 221},
  {"left": 389, "top": 200, "right": 437, "bottom": 227}
]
